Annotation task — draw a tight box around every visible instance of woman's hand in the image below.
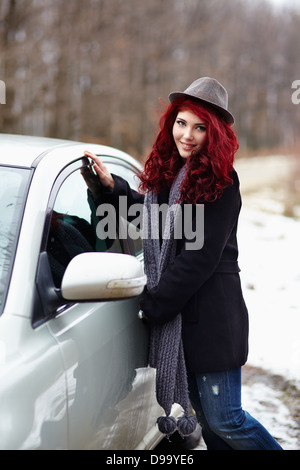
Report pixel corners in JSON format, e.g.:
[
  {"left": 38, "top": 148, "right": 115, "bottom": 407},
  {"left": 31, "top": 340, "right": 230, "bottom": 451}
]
[{"left": 84, "top": 150, "right": 115, "bottom": 192}]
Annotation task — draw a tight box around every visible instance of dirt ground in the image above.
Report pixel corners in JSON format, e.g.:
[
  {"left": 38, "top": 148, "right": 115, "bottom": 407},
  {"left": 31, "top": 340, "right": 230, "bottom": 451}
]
[
  {"left": 242, "top": 364, "right": 300, "bottom": 450},
  {"left": 235, "top": 153, "right": 300, "bottom": 219}
]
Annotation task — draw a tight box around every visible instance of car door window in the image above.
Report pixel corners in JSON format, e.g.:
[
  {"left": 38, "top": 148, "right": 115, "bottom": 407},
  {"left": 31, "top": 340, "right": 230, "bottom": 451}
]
[
  {"left": 0, "top": 167, "right": 32, "bottom": 314},
  {"left": 46, "top": 166, "right": 124, "bottom": 288}
]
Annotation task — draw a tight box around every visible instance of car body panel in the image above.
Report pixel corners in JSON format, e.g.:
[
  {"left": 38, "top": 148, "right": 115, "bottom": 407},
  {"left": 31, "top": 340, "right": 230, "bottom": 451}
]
[
  {"left": 0, "top": 314, "right": 68, "bottom": 449},
  {"left": 47, "top": 299, "right": 152, "bottom": 449}
]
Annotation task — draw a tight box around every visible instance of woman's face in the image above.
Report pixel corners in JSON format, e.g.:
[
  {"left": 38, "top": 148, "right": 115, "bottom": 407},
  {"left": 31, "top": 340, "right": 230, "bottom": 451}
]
[{"left": 172, "top": 109, "right": 206, "bottom": 160}]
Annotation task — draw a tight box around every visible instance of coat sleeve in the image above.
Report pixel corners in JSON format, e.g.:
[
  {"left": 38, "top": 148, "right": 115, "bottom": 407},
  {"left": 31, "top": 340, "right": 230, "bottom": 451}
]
[
  {"left": 140, "top": 171, "right": 242, "bottom": 324},
  {"left": 96, "top": 174, "right": 144, "bottom": 208}
]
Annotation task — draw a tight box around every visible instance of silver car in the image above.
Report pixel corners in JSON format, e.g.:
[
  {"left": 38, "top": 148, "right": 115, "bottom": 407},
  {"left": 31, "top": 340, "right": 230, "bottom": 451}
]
[{"left": 0, "top": 134, "right": 182, "bottom": 450}]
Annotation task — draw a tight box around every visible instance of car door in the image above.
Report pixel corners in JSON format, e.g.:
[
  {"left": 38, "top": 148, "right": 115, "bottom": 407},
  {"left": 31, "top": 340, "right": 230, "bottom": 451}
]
[{"left": 39, "top": 155, "right": 158, "bottom": 449}]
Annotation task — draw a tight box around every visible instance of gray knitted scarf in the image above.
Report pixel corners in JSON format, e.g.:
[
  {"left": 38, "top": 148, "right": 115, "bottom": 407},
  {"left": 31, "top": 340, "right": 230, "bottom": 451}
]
[{"left": 142, "top": 165, "right": 197, "bottom": 436}]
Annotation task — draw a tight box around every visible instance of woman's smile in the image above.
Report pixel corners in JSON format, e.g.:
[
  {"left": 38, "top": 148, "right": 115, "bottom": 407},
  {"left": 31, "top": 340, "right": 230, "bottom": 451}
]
[
  {"left": 180, "top": 142, "right": 197, "bottom": 151},
  {"left": 173, "top": 109, "right": 206, "bottom": 159}
]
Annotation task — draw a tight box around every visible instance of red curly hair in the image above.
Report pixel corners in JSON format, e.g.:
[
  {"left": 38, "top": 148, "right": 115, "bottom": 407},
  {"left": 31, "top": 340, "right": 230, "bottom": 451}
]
[{"left": 139, "top": 97, "right": 239, "bottom": 203}]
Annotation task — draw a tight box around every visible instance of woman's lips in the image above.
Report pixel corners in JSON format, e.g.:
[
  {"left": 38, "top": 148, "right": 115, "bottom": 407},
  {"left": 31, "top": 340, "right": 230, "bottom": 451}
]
[{"left": 180, "top": 142, "right": 196, "bottom": 150}]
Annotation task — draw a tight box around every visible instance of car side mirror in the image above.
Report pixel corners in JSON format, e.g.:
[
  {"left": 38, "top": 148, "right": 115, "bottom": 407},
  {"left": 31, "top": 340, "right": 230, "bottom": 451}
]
[{"left": 61, "top": 252, "right": 146, "bottom": 301}]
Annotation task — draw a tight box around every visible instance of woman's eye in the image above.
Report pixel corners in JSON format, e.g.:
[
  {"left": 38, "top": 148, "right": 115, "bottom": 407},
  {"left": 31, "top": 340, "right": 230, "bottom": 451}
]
[
  {"left": 197, "top": 125, "right": 206, "bottom": 131},
  {"left": 176, "top": 119, "right": 185, "bottom": 126}
]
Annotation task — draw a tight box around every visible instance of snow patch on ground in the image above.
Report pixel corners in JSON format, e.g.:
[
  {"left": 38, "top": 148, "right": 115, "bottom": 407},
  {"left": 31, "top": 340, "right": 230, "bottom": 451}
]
[
  {"left": 242, "top": 382, "right": 299, "bottom": 450},
  {"left": 238, "top": 207, "right": 300, "bottom": 385}
]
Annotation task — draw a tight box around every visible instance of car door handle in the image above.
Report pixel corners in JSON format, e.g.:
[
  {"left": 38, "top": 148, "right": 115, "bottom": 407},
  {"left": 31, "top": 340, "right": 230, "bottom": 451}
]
[{"left": 107, "top": 274, "right": 147, "bottom": 290}]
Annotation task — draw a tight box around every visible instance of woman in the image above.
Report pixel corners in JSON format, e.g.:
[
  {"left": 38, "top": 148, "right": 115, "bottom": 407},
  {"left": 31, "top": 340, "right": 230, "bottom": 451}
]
[{"left": 85, "top": 77, "right": 282, "bottom": 450}]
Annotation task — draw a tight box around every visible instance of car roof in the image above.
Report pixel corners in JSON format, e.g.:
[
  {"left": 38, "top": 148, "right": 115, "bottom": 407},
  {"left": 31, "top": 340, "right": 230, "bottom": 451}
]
[
  {"left": 0, "top": 134, "right": 140, "bottom": 170},
  {"left": 0, "top": 134, "right": 76, "bottom": 167}
]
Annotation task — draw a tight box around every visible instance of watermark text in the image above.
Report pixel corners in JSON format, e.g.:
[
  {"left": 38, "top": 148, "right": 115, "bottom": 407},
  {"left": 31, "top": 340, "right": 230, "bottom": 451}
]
[
  {"left": 0, "top": 80, "right": 6, "bottom": 104},
  {"left": 291, "top": 80, "right": 300, "bottom": 104},
  {"left": 95, "top": 196, "right": 204, "bottom": 251}
]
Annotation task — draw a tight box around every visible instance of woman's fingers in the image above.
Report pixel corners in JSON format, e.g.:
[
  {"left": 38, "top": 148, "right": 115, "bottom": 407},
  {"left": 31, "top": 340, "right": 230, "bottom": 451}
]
[{"left": 84, "top": 150, "right": 114, "bottom": 191}]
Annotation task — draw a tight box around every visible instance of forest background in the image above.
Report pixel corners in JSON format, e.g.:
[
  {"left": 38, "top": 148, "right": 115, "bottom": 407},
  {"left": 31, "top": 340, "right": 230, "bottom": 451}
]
[{"left": 1, "top": 0, "right": 300, "bottom": 161}]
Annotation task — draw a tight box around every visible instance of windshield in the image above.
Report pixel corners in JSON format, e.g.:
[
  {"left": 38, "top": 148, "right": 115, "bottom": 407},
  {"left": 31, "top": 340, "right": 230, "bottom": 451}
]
[{"left": 0, "top": 166, "right": 32, "bottom": 313}]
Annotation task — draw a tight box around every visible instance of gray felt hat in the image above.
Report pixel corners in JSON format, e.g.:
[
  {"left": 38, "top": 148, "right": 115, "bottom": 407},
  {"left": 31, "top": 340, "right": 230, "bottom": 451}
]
[{"left": 169, "top": 77, "right": 235, "bottom": 125}]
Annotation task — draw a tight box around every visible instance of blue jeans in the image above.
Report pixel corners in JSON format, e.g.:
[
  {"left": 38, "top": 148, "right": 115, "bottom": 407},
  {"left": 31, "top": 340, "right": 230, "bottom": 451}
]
[{"left": 188, "top": 368, "right": 283, "bottom": 450}]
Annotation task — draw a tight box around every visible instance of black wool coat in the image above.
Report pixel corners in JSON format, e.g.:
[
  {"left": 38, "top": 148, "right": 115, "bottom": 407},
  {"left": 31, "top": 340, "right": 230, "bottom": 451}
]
[{"left": 101, "top": 170, "right": 249, "bottom": 374}]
